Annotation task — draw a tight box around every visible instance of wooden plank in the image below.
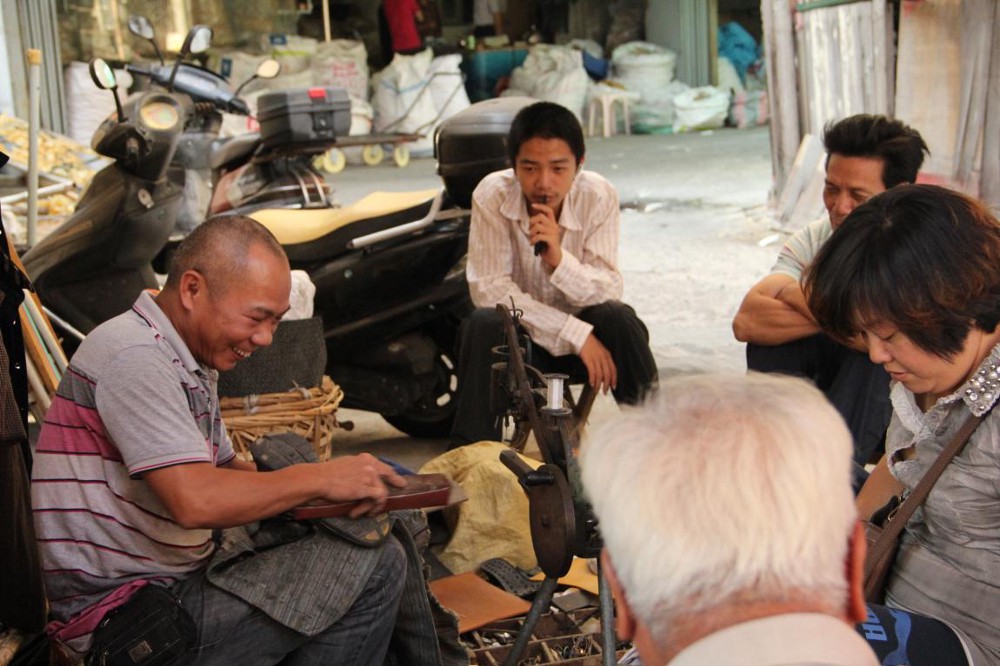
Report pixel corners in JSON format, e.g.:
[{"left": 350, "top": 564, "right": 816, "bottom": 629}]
[
  {"left": 786, "top": 161, "right": 829, "bottom": 232},
  {"left": 25, "top": 354, "right": 51, "bottom": 423},
  {"left": 4, "top": 226, "right": 67, "bottom": 399},
  {"left": 981, "top": 3, "right": 1000, "bottom": 209},
  {"left": 799, "top": 2, "right": 888, "bottom": 135},
  {"left": 895, "top": 0, "right": 962, "bottom": 182},
  {"left": 954, "top": 0, "right": 993, "bottom": 186},
  {"left": 4, "top": 229, "right": 66, "bottom": 365},
  {"left": 20, "top": 303, "right": 58, "bottom": 394},
  {"left": 762, "top": 0, "right": 802, "bottom": 194},
  {"left": 872, "top": 0, "right": 890, "bottom": 116},
  {"left": 776, "top": 134, "right": 824, "bottom": 227}
]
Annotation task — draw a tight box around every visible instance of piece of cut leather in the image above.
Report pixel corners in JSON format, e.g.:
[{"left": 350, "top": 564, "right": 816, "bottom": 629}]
[
  {"left": 429, "top": 572, "right": 531, "bottom": 634},
  {"left": 291, "top": 474, "right": 459, "bottom": 519},
  {"left": 530, "top": 556, "right": 600, "bottom": 596}
]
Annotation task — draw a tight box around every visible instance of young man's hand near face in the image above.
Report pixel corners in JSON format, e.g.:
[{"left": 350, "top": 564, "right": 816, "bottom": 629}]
[{"left": 529, "top": 202, "right": 563, "bottom": 268}]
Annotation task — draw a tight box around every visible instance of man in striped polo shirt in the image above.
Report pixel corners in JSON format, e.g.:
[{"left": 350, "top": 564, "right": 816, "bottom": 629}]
[{"left": 31, "top": 216, "right": 408, "bottom": 663}]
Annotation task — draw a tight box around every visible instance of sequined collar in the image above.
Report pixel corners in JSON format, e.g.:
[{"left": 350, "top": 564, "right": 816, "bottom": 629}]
[{"left": 945, "top": 345, "right": 1000, "bottom": 417}]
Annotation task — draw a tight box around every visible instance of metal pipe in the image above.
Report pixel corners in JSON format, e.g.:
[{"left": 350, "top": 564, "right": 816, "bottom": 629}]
[
  {"left": 26, "top": 48, "right": 42, "bottom": 247},
  {"left": 598, "top": 556, "right": 617, "bottom": 666},
  {"left": 42, "top": 305, "right": 87, "bottom": 342},
  {"left": 500, "top": 576, "right": 558, "bottom": 666},
  {"left": 347, "top": 189, "right": 445, "bottom": 249},
  {"left": 0, "top": 180, "right": 73, "bottom": 205},
  {"left": 796, "top": 0, "right": 867, "bottom": 11}
]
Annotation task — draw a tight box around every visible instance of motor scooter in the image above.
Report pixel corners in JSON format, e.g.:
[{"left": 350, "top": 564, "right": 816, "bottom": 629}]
[
  {"left": 121, "top": 16, "right": 339, "bottom": 244},
  {"left": 21, "top": 22, "right": 525, "bottom": 437}
]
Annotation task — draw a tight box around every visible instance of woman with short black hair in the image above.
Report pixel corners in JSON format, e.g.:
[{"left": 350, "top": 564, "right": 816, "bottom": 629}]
[{"left": 805, "top": 183, "right": 1000, "bottom": 665}]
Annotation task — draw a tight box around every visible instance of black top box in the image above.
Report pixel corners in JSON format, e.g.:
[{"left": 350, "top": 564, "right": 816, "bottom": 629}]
[
  {"left": 257, "top": 87, "right": 351, "bottom": 149},
  {"left": 435, "top": 96, "right": 536, "bottom": 208}
]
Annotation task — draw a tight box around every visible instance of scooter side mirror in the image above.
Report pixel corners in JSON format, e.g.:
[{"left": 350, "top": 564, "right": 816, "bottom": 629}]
[
  {"left": 182, "top": 25, "right": 213, "bottom": 56},
  {"left": 89, "top": 58, "right": 125, "bottom": 122},
  {"left": 256, "top": 58, "right": 281, "bottom": 80},
  {"left": 127, "top": 15, "right": 164, "bottom": 65},
  {"left": 127, "top": 15, "right": 155, "bottom": 41},
  {"left": 90, "top": 58, "right": 118, "bottom": 90},
  {"left": 232, "top": 58, "right": 282, "bottom": 98},
  {"left": 167, "top": 25, "right": 213, "bottom": 91}
]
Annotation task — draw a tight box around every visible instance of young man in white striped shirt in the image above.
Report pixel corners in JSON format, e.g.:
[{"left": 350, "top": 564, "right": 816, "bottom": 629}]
[{"left": 450, "top": 101, "right": 657, "bottom": 446}]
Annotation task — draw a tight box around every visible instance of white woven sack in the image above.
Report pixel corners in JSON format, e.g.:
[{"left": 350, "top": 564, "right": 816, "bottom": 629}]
[
  {"left": 673, "top": 86, "right": 731, "bottom": 132},
  {"left": 313, "top": 39, "right": 370, "bottom": 101},
  {"left": 372, "top": 49, "right": 438, "bottom": 156}
]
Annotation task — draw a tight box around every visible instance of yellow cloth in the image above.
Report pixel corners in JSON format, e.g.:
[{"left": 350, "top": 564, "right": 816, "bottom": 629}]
[{"left": 420, "top": 441, "right": 541, "bottom": 574}]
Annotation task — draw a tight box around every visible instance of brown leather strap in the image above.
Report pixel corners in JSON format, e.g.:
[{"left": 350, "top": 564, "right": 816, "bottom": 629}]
[{"left": 867, "top": 411, "right": 986, "bottom": 569}]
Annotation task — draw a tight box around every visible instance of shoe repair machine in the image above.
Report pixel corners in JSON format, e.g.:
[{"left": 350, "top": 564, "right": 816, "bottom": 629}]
[{"left": 490, "top": 302, "right": 617, "bottom": 666}]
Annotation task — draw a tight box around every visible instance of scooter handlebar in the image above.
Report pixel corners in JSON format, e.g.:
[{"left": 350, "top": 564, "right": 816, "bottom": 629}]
[{"left": 127, "top": 63, "right": 249, "bottom": 115}]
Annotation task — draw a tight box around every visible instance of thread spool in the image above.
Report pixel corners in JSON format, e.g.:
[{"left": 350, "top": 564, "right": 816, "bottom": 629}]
[{"left": 544, "top": 373, "right": 569, "bottom": 411}]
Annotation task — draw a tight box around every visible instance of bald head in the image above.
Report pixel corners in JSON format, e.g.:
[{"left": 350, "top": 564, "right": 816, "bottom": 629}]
[{"left": 165, "top": 215, "right": 288, "bottom": 295}]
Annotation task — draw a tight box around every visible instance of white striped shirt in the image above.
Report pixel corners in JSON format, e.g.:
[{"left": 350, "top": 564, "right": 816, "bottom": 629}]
[{"left": 467, "top": 168, "right": 623, "bottom": 356}]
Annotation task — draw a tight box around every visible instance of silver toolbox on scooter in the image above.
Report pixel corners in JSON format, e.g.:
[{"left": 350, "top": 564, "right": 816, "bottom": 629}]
[
  {"left": 435, "top": 96, "right": 536, "bottom": 208},
  {"left": 257, "top": 87, "right": 351, "bottom": 149}
]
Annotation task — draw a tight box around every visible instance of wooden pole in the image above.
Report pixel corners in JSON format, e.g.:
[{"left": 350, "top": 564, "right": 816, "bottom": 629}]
[
  {"left": 761, "top": 0, "right": 802, "bottom": 196},
  {"left": 26, "top": 48, "right": 42, "bottom": 247},
  {"left": 982, "top": 2, "right": 1000, "bottom": 209},
  {"left": 322, "top": 0, "right": 331, "bottom": 43}
]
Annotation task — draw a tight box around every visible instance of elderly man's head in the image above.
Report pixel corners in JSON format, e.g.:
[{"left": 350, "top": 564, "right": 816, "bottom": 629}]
[
  {"left": 161, "top": 215, "right": 290, "bottom": 371},
  {"left": 581, "top": 372, "right": 864, "bottom": 664}
]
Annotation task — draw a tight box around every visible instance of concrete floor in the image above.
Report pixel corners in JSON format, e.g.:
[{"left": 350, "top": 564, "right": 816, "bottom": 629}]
[{"left": 324, "top": 126, "right": 779, "bottom": 470}]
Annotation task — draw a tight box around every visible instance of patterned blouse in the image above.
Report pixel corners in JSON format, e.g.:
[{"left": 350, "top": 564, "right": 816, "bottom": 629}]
[{"left": 885, "top": 344, "right": 1000, "bottom": 663}]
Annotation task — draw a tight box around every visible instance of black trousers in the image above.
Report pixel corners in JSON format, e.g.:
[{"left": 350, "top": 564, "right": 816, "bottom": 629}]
[
  {"left": 450, "top": 301, "right": 658, "bottom": 445},
  {"left": 747, "top": 334, "right": 891, "bottom": 465}
]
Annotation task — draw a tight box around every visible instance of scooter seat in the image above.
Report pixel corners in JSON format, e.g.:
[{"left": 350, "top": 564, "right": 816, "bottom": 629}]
[
  {"left": 250, "top": 189, "right": 440, "bottom": 262},
  {"left": 210, "top": 132, "right": 262, "bottom": 171}
]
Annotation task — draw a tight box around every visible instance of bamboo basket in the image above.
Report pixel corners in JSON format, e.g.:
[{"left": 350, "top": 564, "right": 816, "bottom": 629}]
[{"left": 220, "top": 376, "right": 345, "bottom": 461}]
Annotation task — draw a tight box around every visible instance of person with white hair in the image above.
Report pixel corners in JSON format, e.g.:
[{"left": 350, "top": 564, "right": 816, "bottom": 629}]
[{"left": 580, "top": 372, "right": 877, "bottom": 666}]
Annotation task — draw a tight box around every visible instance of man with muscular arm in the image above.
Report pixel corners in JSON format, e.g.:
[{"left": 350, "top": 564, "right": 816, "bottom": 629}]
[{"left": 733, "top": 115, "right": 928, "bottom": 464}]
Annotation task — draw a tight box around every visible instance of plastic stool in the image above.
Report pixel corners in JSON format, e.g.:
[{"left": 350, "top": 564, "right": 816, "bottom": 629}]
[{"left": 587, "top": 93, "right": 631, "bottom": 138}]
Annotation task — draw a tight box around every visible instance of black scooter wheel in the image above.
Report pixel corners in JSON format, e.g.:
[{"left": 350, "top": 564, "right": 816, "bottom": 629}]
[{"left": 383, "top": 351, "right": 457, "bottom": 438}]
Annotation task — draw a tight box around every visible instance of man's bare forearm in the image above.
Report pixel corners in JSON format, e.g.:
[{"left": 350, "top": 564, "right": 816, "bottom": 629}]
[{"left": 733, "top": 291, "right": 820, "bottom": 345}]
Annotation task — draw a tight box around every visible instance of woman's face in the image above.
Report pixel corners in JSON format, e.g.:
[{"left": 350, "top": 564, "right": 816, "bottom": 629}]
[{"left": 862, "top": 322, "right": 985, "bottom": 398}]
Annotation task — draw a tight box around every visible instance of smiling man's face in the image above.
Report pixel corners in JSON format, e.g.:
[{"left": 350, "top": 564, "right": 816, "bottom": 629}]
[{"left": 186, "top": 242, "right": 291, "bottom": 371}]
